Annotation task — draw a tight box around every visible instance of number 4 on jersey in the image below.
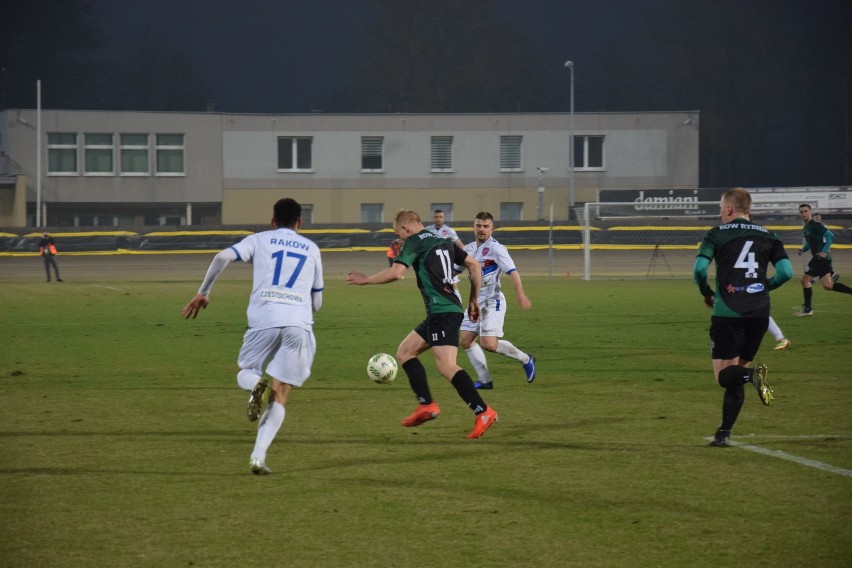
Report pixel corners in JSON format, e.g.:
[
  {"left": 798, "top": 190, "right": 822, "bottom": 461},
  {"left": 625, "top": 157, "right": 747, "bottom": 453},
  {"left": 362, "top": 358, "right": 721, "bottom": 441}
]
[{"left": 735, "top": 240, "right": 758, "bottom": 279}]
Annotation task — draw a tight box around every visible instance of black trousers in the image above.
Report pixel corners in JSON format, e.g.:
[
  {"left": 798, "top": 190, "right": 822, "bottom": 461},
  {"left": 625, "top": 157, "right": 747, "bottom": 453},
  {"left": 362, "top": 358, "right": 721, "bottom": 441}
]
[{"left": 43, "top": 254, "right": 61, "bottom": 280}]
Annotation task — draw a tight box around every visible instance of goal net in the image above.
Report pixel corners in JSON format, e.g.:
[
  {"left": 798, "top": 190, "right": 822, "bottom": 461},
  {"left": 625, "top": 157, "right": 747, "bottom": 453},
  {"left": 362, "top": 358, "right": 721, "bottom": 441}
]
[{"left": 577, "top": 201, "right": 806, "bottom": 280}]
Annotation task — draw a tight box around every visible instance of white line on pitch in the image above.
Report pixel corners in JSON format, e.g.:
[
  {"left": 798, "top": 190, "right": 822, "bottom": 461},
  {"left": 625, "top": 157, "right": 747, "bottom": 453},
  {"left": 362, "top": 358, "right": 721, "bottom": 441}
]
[
  {"left": 710, "top": 438, "right": 852, "bottom": 478},
  {"left": 737, "top": 434, "right": 851, "bottom": 440},
  {"left": 89, "top": 284, "right": 122, "bottom": 291}
]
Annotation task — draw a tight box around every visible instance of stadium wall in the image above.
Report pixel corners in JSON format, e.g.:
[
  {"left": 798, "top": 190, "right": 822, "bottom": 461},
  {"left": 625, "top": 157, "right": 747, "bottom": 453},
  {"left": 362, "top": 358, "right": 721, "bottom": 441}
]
[{"left": 2, "top": 220, "right": 849, "bottom": 256}]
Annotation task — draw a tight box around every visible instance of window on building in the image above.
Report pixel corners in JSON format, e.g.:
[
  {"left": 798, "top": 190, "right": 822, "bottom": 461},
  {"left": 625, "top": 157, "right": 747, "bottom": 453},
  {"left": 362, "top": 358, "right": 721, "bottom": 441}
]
[
  {"left": 47, "top": 132, "right": 78, "bottom": 174},
  {"left": 51, "top": 213, "right": 75, "bottom": 227},
  {"left": 361, "top": 203, "right": 383, "bottom": 223},
  {"left": 278, "top": 136, "right": 313, "bottom": 171},
  {"left": 361, "top": 136, "right": 384, "bottom": 171},
  {"left": 301, "top": 204, "right": 314, "bottom": 225},
  {"left": 120, "top": 133, "right": 149, "bottom": 175},
  {"left": 84, "top": 133, "right": 114, "bottom": 175},
  {"left": 500, "top": 202, "right": 523, "bottom": 221},
  {"left": 156, "top": 134, "right": 185, "bottom": 175},
  {"left": 430, "top": 136, "right": 453, "bottom": 171},
  {"left": 573, "top": 135, "right": 605, "bottom": 170},
  {"left": 430, "top": 203, "right": 454, "bottom": 221},
  {"left": 500, "top": 135, "right": 522, "bottom": 171}
]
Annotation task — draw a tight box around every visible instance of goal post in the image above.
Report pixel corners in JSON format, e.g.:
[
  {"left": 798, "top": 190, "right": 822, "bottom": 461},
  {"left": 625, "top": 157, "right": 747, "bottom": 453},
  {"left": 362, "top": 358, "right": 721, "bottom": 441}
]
[{"left": 579, "top": 201, "right": 806, "bottom": 280}]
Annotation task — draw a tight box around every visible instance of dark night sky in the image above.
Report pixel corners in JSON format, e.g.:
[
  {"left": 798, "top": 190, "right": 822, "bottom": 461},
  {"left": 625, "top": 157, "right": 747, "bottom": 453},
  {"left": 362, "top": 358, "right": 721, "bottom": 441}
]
[
  {"left": 81, "top": 1, "right": 849, "bottom": 110},
  {"left": 6, "top": 0, "right": 852, "bottom": 186},
  {"left": 85, "top": 0, "right": 680, "bottom": 113},
  {"left": 88, "top": 0, "right": 375, "bottom": 113}
]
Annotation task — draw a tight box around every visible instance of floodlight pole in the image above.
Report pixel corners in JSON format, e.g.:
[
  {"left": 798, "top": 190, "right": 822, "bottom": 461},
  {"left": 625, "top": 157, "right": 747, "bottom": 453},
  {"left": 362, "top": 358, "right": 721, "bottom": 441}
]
[
  {"left": 548, "top": 203, "right": 554, "bottom": 278},
  {"left": 564, "top": 60, "right": 575, "bottom": 219},
  {"left": 36, "top": 79, "right": 42, "bottom": 228}
]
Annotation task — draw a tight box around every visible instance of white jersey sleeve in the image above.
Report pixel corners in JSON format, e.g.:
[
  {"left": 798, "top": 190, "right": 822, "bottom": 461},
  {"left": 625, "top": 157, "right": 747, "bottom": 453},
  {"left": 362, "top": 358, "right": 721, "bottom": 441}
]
[
  {"left": 197, "top": 247, "right": 238, "bottom": 296},
  {"left": 230, "top": 228, "right": 324, "bottom": 331}
]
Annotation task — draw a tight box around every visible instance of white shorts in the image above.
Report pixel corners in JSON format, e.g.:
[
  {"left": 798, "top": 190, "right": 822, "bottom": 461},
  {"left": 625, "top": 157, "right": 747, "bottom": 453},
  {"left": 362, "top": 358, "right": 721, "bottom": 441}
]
[
  {"left": 460, "top": 294, "right": 506, "bottom": 337},
  {"left": 237, "top": 327, "right": 316, "bottom": 387}
]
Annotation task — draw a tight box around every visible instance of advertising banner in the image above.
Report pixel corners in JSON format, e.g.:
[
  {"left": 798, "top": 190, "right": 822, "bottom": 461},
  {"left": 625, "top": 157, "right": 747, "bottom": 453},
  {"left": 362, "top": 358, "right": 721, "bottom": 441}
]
[{"left": 598, "top": 187, "right": 852, "bottom": 215}]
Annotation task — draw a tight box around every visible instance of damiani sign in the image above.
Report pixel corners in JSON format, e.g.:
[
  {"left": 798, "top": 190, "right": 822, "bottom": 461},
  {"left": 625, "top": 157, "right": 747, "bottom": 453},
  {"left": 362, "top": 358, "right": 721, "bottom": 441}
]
[
  {"left": 599, "top": 187, "right": 852, "bottom": 214},
  {"left": 598, "top": 189, "right": 719, "bottom": 215}
]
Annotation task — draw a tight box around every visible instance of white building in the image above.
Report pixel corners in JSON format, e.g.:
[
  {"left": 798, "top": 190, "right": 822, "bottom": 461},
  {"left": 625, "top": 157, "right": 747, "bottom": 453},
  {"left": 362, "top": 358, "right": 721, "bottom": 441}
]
[{"left": 0, "top": 109, "right": 699, "bottom": 227}]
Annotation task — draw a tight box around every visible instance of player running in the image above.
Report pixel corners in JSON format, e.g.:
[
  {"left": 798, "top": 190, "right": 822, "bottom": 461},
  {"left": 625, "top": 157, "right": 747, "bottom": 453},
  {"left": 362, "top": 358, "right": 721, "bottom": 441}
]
[
  {"left": 182, "top": 198, "right": 323, "bottom": 475},
  {"left": 346, "top": 209, "right": 498, "bottom": 439},
  {"left": 458, "top": 211, "right": 536, "bottom": 389},
  {"left": 794, "top": 203, "right": 852, "bottom": 317},
  {"left": 693, "top": 188, "right": 793, "bottom": 448}
]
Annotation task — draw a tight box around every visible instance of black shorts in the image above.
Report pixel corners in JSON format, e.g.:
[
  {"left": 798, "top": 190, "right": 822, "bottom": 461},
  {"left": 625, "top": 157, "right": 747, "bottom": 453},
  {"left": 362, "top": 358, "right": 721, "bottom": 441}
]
[
  {"left": 709, "top": 316, "right": 768, "bottom": 361},
  {"left": 804, "top": 257, "right": 833, "bottom": 278},
  {"left": 414, "top": 312, "right": 463, "bottom": 347}
]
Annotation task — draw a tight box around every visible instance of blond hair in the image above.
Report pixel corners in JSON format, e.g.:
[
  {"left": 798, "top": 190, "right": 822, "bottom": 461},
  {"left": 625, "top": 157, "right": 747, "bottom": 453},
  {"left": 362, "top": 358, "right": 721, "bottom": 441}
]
[
  {"left": 722, "top": 187, "right": 751, "bottom": 215},
  {"left": 394, "top": 209, "right": 422, "bottom": 225}
]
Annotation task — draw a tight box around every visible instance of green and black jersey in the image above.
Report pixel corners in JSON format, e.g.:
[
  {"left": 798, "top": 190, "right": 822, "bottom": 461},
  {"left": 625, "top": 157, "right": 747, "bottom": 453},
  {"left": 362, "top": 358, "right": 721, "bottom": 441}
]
[
  {"left": 802, "top": 220, "right": 833, "bottom": 261},
  {"left": 696, "top": 218, "right": 789, "bottom": 318},
  {"left": 394, "top": 230, "right": 468, "bottom": 315}
]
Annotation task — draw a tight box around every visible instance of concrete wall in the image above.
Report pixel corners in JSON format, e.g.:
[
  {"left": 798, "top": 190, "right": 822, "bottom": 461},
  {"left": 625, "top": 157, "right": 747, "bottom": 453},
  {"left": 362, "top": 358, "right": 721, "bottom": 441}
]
[
  {"left": 0, "top": 109, "right": 699, "bottom": 226},
  {"left": 0, "top": 177, "right": 27, "bottom": 227},
  {"left": 220, "top": 112, "right": 699, "bottom": 223},
  {"left": 1, "top": 110, "right": 224, "bottom": 205}
]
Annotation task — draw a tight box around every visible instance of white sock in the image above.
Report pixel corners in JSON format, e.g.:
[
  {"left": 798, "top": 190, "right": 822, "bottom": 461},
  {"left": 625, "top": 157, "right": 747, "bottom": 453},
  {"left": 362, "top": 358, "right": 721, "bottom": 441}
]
[
  {"left": 465, "top": 343, "right": 492, "bottom": 383},
  {"left": 251, "top": 401, "right": 285, "bottom": 462},
  {"left": 496, "top": 340, "right": 529, "bottom": 364},
  {"left": 767, "top": 317, "right": 784, "bottom": 341},
  {"left": 237, "top": 369, "right": 261, "bottom": 392}
]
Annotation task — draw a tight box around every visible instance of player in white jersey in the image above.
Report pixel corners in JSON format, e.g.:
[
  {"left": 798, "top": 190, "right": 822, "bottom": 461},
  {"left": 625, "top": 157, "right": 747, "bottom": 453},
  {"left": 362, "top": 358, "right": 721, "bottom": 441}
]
[
  {"left": 425, "top": 209, "right": 464, "bottom": 249},
  {"left": 426, "top": 209, "right": 464, "bottom": 299},
  {"left": 459, "top": 212, "right": 536, "bottom": 389},
  {"left": 182, "top": 198, "right": 323, "bottom": 475}
]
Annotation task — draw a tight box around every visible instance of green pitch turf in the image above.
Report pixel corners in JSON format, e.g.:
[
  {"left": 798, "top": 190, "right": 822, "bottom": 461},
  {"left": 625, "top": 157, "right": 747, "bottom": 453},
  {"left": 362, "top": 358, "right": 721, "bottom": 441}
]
[{"left": 1, "top": 272, "right": 850, "bottom": 567}]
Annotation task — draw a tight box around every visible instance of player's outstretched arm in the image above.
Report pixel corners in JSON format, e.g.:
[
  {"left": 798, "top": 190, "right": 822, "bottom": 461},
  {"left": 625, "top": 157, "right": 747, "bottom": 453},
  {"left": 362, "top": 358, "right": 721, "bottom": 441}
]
[
  {"left": 182, "top": 248, "right": 236, "bottom": 319},
  {"left": 347, "top": 263, "right": 407, "bottom": 285},
  {"left": 182, "top": 294, "right": 209, "bottom": 319}
]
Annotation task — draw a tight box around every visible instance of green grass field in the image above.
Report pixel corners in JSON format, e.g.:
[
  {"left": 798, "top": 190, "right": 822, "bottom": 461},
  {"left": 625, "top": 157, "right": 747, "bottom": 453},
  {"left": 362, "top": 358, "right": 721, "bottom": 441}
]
[{"left": 1, "top": 262, "right": 851, "bottom": 567}]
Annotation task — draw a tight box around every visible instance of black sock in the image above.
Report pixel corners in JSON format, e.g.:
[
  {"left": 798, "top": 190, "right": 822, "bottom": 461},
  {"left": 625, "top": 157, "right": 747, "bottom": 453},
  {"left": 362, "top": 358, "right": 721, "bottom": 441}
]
[
  {"left": 717, "top": 365, "right": 751, "bottom": 388},
  {"left": 832, "top": 282, "right": 852, "bottom": 294},
  {"left": 719, "top": 385, "right": 745, "bottom": 431},
  {"left": 450, "top": 370, "right": 487, "bottom": 414},
  {"left": 804, "top": 287, "right": 813, "bottom": 310},
  {"left": 402, "top": 358, "right": 432, "bottom": 404}
]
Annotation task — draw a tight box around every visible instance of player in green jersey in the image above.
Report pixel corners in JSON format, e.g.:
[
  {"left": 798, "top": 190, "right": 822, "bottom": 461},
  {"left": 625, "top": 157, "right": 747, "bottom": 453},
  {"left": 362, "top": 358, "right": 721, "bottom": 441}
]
[
  {"left": 693, "top": 188, "right": 793, "bottom": 447},
  {"left": 794, "top": 204, "right": 852, "bottom": 317},
  {"left": 347, "top": 209, "right": 499, "bottom": 439}
]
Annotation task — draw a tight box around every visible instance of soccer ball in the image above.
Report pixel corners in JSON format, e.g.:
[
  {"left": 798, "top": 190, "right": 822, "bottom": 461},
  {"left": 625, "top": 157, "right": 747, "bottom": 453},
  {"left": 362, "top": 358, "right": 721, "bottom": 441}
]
[{"left": 367, "top": 353, "right": 398, "bottom": 384}]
